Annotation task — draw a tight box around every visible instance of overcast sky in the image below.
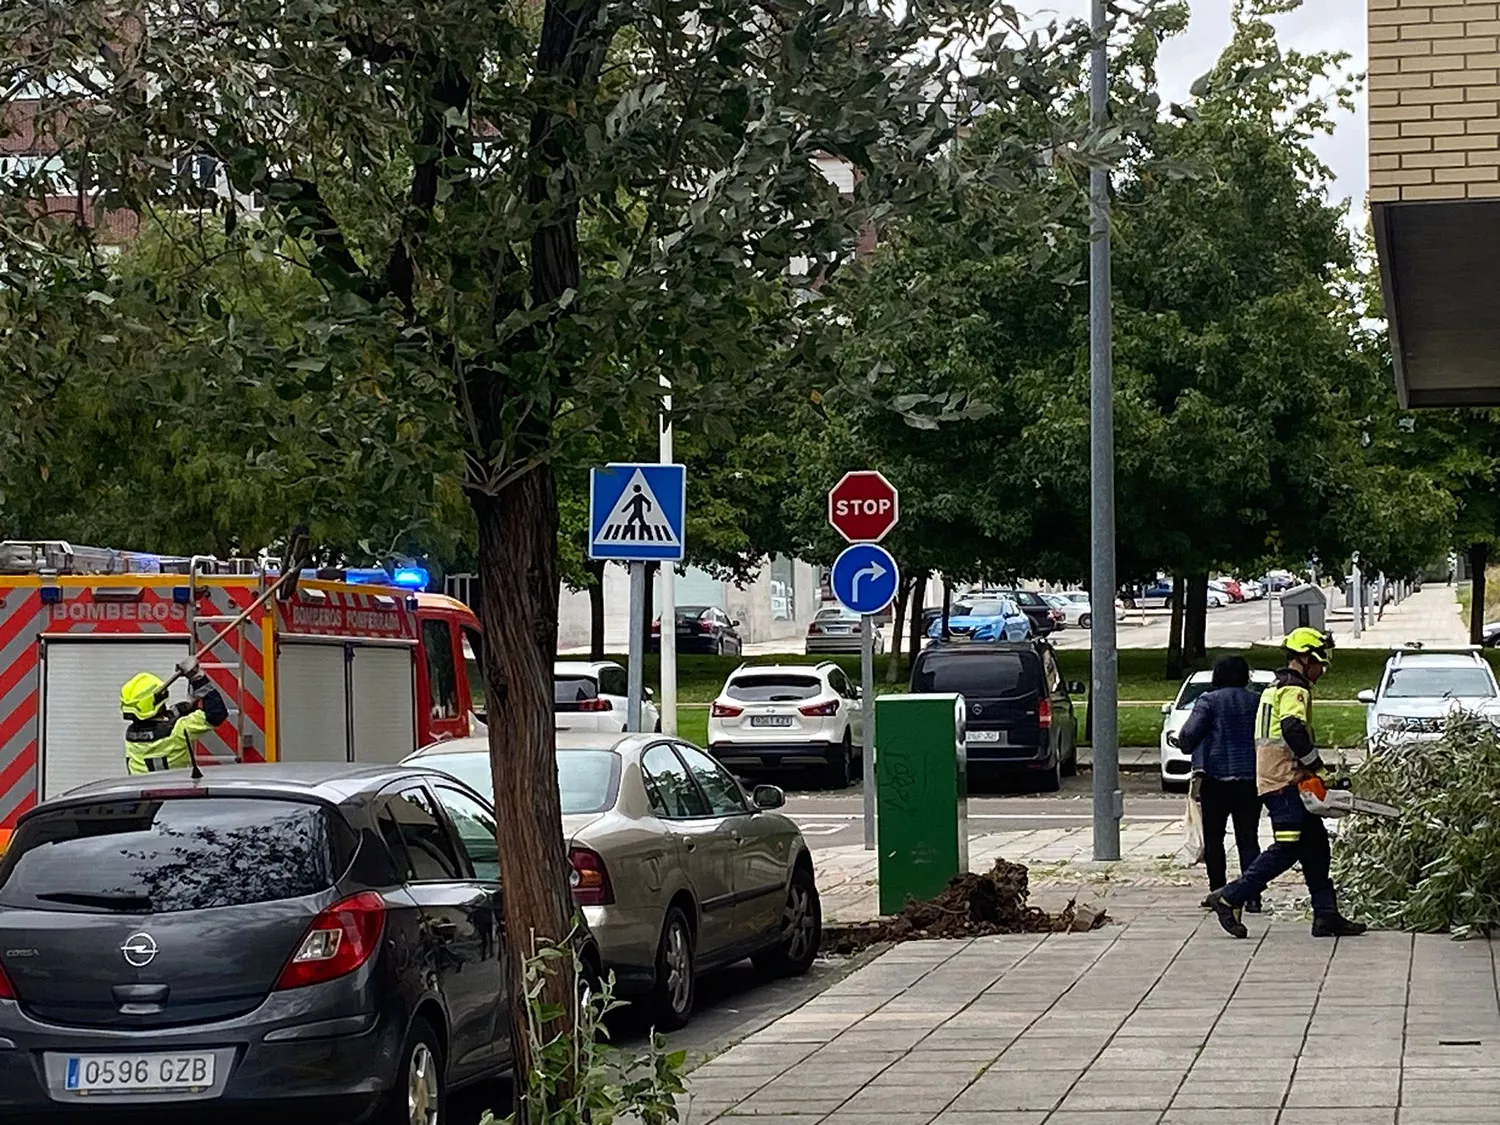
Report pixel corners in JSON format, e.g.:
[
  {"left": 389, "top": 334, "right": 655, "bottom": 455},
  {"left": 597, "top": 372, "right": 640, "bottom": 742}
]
[{"left": 1045, "top": 0, "right": 1368, "bottom": 210}]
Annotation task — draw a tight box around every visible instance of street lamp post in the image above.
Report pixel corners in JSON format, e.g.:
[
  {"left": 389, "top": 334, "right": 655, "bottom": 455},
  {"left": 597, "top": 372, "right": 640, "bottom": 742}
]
[{"left": 1089, "top": 0, "right": 1121, "bottom": 862}]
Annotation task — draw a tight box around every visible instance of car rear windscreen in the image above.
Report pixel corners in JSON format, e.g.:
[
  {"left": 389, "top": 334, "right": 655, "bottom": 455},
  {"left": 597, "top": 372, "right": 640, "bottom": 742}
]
[
  {"left": 726, "top": 674, "right": 823, "bottom": 702},
  {"left": 914, "top": 654, "right": 1035, "bottom": 697},
  {"left": 554, "top": 676, "right": 599, "bottom": 704},
  {"left": 557, "top": 750, "right": 622, "bottom": 814},
  {"left": 0, "top": 798, "right": 353, "bottom": 914},
  {"left": 425, "top": 750, "right": 621, "bottom": 816}
]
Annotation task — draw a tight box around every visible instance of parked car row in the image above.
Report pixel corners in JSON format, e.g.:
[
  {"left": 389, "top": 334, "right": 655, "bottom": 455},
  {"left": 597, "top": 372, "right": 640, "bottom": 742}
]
[{"left": 0, "top": 727, "right": 822, "bottom": 1122}]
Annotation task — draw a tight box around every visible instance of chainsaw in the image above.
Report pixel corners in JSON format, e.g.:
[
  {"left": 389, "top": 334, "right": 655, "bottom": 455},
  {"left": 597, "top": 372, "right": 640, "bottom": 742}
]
[{"left": 1299, "top": 776, "right": 1399, "bottom": 819}]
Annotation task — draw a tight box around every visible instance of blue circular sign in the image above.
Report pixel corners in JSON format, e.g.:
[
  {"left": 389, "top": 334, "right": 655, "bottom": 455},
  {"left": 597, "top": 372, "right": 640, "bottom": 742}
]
[{"left": 831, "top": 544, "right": 900, "bottom": 615}]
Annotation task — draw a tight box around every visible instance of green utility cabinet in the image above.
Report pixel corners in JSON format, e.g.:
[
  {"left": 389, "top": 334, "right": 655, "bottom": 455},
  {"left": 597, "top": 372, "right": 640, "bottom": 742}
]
[{"left": 875, "top": 693, "right": 969, "bottom": 915}]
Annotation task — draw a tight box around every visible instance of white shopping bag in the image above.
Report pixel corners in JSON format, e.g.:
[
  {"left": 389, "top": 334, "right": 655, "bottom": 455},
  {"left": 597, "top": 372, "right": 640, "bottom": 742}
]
[{"left": 1177, "top": 797, "right": 1205, "bottom": 866}]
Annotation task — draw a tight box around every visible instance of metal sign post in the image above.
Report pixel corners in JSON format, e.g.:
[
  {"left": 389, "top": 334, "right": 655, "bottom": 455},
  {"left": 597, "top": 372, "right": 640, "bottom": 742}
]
[
  {"left": 827, "top": 473, "right": 901, "bottom": 852},
  {"left": 831, "top": 542, "right": 899, "bottom": 851},
  {"left": 860, "top": 613, "right": 876, "bottom": 848},
  {"left": 589, "top": 463, "right": 687, "bottom": 734}
]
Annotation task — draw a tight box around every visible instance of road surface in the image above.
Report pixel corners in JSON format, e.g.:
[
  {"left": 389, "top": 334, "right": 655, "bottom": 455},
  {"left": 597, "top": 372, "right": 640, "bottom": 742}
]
[{"left": 784, "top": 771, "right": 1178, "bottom": 849}]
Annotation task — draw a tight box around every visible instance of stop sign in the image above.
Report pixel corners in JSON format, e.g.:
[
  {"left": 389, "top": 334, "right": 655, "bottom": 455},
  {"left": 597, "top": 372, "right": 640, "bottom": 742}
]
[{"left": 828, "top": 470, "right": 900, "bottom": 543}]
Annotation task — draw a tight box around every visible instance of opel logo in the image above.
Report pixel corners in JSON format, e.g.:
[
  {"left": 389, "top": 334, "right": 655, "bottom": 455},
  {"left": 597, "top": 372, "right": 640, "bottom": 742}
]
[{"left": 121, "top": 932, "right": 159, "bottom": 968}]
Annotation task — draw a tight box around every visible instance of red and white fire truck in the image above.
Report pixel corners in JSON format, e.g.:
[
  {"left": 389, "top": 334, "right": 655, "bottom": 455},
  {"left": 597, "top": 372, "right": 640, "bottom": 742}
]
[{"left": 0, "top": 542, "right": 484, "bottom": 843}]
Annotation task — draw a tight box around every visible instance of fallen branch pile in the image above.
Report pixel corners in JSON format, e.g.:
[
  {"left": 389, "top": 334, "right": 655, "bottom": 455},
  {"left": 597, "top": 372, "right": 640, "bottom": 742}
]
[{"left": 822, "top": 859, "right": 1107, "bottom": 955}]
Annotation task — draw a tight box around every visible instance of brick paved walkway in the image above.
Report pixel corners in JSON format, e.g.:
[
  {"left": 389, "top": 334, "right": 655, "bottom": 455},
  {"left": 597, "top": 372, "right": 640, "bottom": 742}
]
[{"left": 681, "top": 911, "right": 1500, "bottom": 1124}]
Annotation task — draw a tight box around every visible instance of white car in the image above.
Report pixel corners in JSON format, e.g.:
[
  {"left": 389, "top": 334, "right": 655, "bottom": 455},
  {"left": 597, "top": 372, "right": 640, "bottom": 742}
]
[
  {"left": 555, "top": 660, "right": 661, "bottom": 733},
  {"left": 707, "top": 663, "right": 865, "bottom": 787},
  {"left": 1159, "top": 669, "right": 1276, "bottom": 790},
  {"left": 1046, "top": 591, "right": 1125, "bottom": 630},
  {"left": 1359, "top": 648, "right": 1500, "bottom": 745},
  {"left": 1205, "top": 582, "right": 1230, "bottom": 608}
]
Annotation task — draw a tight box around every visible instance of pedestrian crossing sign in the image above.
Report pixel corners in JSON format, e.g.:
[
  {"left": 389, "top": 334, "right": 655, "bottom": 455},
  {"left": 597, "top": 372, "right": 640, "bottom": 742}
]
[{"left": 588, "top": 463, "right": 687, "bottom": 561}]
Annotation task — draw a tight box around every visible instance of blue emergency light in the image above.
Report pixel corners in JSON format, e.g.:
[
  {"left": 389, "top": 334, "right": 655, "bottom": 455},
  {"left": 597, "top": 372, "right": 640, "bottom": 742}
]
[{"left": 391, "top": 566, "right": 429, "bottom": 590}]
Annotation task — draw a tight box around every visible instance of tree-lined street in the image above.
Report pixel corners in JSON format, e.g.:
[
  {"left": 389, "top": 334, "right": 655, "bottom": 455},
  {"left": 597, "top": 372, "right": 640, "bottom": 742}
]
[{"left": 4, "top": 0, "right": 1500, "bottom": 1121}]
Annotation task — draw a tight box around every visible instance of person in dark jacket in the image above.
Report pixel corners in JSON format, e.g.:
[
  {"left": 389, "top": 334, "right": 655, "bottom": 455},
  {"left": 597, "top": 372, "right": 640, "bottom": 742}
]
[{"left": 1177, "top": 655, "right": 1263, "bottom": 913}]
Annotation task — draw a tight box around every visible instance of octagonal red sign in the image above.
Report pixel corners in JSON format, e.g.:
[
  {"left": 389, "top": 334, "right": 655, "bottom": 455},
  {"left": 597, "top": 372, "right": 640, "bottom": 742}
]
[{"left": 828, "top": 470, "right": 900, "bottom": 543}]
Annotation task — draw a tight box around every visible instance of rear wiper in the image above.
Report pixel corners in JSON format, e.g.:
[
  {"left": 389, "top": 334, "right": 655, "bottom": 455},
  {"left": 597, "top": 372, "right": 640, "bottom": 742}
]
[{"left": 35, "top": 891, "right": 152, "bottom": 911}]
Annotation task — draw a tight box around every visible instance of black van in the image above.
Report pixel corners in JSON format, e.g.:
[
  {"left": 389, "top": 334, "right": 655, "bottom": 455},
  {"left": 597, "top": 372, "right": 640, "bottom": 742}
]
[{"left": 909, "top": 641, "right": 1083, "bottom": 791}]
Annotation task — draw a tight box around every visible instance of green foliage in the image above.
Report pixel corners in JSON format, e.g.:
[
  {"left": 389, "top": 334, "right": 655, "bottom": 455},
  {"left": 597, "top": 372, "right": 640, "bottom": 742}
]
[
  {"left": 1333, "top": 716, "right": 1500, "bottom": 937},
  {"left": 483, "top": 937, "right": 687, "bottom": 1125}
]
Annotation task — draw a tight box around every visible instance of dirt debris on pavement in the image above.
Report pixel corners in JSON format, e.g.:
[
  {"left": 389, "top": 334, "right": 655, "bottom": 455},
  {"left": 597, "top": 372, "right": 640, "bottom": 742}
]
[{"left": 820, "top": 858, "right": 1108, "bottom": 954}]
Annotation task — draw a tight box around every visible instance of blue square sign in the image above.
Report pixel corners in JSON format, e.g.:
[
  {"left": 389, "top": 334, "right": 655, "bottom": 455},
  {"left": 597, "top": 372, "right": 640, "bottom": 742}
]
[{"left": 588, "top": 463, "right": 687, "bottom": 562}]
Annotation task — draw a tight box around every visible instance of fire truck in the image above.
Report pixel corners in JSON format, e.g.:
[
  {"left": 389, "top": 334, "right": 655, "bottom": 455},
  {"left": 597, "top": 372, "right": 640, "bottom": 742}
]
[{"left": 0, "top": 541, "right": 483, "bottom": 841}]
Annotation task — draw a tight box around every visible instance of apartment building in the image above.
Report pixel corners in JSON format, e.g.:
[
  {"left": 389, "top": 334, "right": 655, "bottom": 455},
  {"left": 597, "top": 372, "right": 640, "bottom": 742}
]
[{"left": 1369, "top": 0, "right": 1500, "bottom": 406}]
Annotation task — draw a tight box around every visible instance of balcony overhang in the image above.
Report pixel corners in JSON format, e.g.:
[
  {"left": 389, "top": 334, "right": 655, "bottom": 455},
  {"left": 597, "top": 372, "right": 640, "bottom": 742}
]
[{"left": 1374, "top": 198, "right": 1500, "bottom": 409}]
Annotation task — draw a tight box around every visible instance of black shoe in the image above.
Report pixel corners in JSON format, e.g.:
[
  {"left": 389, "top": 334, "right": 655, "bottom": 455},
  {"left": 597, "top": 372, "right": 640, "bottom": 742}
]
[
  {"left": 1207, "top": 892, "right": 1248, "bottom": 939},
  {"left": 1201, "top": 891, "right": 1221, "bottom": 910},
  {"left": 1311, "top": 913, "right": 1367, "bottom": 938},
  {"left": 1245, "top": 896, "right": 1263, "bottom": 914}
]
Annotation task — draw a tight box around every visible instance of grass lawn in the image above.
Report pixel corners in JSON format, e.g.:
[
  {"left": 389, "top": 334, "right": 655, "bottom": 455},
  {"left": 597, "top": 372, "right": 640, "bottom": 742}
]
[
  {"left": 615, "top": 645, "right": 1464, "bottom": 705},
  {"left": 673, "top": 700, "right": 1366, "bottom": 750}
]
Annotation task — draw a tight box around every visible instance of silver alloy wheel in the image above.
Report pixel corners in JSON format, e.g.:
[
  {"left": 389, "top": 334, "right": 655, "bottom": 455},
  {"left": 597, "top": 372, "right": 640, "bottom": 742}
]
[
  {"left": 782, "top": 882, "right": 815, "bottom": 963},
  {"left": 408, "top": 1042, "right": 440, "bottom": 1125},
  {"left": 665, "top": 920, "right": 692, "bottom": 1015}
]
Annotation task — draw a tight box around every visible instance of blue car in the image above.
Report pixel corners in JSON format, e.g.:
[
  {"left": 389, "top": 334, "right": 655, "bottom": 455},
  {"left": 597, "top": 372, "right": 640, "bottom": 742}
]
[{"left": 929, "top": 598, "right": 1032, "bottom": 643}]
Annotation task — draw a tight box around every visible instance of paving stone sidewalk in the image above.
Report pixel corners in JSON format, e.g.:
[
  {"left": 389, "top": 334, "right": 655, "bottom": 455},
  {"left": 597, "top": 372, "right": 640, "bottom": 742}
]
[{"left": 680, "top": 910, "right": 1500, "bottom": 1125}]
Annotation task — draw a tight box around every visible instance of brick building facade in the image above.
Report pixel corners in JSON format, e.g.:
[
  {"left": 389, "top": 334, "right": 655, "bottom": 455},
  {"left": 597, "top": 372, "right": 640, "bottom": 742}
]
[{"left": 1370, "top": 0, "right": 1500, "bottom": 406}]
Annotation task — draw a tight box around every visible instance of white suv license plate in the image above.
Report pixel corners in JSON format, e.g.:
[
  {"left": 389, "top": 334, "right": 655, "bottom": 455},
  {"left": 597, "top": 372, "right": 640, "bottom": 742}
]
[
  {"left": 968, "top": 730, "right": 1003, "bottom": 743},
  {"left": 750, "top": 716, "right": 794, "bottom": 728},
  {"left": 65, "top": 1052, "right": 215, "bottom": 1093}
]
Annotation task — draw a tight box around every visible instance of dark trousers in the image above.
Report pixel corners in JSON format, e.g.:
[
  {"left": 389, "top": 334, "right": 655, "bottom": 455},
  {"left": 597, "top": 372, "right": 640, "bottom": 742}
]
[
  {"left": 1200, "top": 777, "right": 1261, "bottom": 891},
  {"left": 1223, "top": 785, "right": 1336, "bottom": 915}
]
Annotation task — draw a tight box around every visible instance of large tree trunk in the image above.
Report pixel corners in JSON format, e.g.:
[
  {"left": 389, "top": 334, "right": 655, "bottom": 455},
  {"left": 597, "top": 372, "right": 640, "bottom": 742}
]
[
  {"left": 908, "top": 570, "right": 929, "bottom": 662},
  {"left": 1470, "top": 543, "right": 1489, "bottom": 645},
  {"left": 886, "top": 574, "right": 912, "bottom": 683},
  {"left": 1185, "top": 571, "right": 1208, "bottom": 662},
  {"left": 470, "top": 465, "right": 574, "bottom": 1088},
  {"left": 588, "top": 559, "right": 606, "bottom": 661},
  {"left": 1166, "top": 573, "right": 1185, "bottom": 680}
]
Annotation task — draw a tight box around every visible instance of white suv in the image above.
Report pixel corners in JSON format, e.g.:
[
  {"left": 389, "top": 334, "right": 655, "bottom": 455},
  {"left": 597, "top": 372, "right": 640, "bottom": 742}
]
[
  {"left": 1360, "top": 648, "right": 1500, "bottom": 745},
  {"left": 554, "top": 660, "right": 660, "bottom": 733},
  {"left": 706, "top": 663, "right": 865, "bottom": 787}
]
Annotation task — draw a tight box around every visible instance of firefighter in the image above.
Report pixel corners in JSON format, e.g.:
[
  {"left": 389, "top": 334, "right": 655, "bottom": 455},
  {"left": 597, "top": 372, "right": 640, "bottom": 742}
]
[
  {"left": 119, "top": 659, "right": 230, "bottom": 774},
  {"left": 1206, "top": 627, "right": 1367, "bottom": 939}
]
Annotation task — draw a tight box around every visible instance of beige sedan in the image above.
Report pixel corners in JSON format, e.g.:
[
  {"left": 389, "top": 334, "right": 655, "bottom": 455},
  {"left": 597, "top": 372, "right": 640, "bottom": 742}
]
[{"left": 405, "top": 732, "right": 821, "bottom": 1028}]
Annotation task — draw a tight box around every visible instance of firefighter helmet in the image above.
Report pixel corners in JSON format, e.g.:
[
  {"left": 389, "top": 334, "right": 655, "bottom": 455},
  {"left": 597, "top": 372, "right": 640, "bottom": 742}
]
[
  {"left": 120, "top": 672, "right": 167, "bottom": 720},
  {"left": 1283, "top": 627, "right": 1333, "bottom": 666}
]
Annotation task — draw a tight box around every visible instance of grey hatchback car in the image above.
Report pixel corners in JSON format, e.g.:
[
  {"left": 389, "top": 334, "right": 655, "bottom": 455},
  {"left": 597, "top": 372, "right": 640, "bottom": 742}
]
[
  {"left": 0, "top": 762, "right": 532, "bottom": 1123},
  {"left": 408, "top": 733, "right": 821, "bottom": 1029}
]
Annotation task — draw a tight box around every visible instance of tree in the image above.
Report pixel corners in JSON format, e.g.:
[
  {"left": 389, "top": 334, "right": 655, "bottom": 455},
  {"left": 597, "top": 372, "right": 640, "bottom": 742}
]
[{"left": 2, "top": 0, "right": 1115, "bottom": 1090}]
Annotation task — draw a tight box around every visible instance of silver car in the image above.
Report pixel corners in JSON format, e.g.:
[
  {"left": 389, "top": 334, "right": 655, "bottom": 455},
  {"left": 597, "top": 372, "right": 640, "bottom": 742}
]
[{"left": 405, "top": 733, "right": 820, "bottom": 1028}]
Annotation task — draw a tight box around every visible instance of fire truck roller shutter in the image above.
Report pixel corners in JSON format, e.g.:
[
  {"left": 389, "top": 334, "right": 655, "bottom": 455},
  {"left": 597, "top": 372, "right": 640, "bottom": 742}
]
[
  {"left": 275, "top": 641, "right": 351, "bottom": 763},
  {"left": 350, "top": 643, "right": 417, "bottom": 764},
  {"left": 42, "top": 638, "right": 191, "bottom": 799}
]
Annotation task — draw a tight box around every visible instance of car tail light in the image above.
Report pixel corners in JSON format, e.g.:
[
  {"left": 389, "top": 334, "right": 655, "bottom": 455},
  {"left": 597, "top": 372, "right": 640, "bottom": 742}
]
[
  {"left": 1038, "top": 698, "right": 1053, "bottom": 730},
  {"left": 799, "top": 700, "right": 840, "bottom": 717},
  {"left": 577, "top": 698, "right": 612, "bottom": 712},
  {"left": 0, "top": 960, "right": 14, "bottom": 1000},
  {"left": 699, "top": 621, "right": 713, "bottom": 634},
  {"left": 808, "top": 623, "right": 822, "bottom": 634},
  {"left": 276, "top": 891, "right": 385, "bottom": 991},
  {"left": 569, "top": 847, "right": 614, "bottom": 906},
  {"left": 651, "top": 619, "right": 661, "bottom": 635},
  {"left": 711, "top": 702, "right": 744, "bottom": 718}
]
